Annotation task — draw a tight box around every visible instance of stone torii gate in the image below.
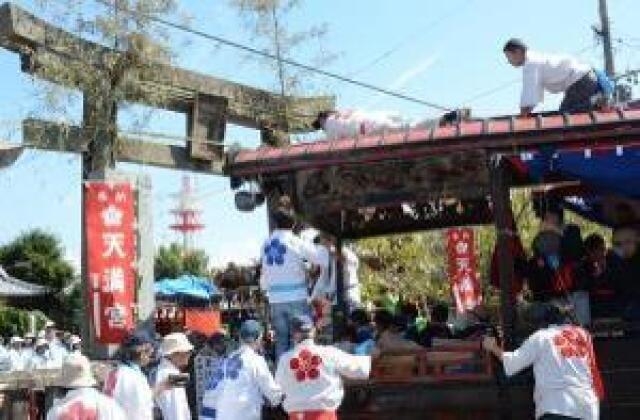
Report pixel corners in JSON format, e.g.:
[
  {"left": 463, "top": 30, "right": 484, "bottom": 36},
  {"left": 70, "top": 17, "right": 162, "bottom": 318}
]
[{"left": 0, "top": 2, "right": 334, "bottom": 355}]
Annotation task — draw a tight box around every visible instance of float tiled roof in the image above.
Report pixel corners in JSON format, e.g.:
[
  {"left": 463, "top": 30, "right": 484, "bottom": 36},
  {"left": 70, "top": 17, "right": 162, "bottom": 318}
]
[{"left": 228, "top": 109, "right": 640, "bottom": 177}]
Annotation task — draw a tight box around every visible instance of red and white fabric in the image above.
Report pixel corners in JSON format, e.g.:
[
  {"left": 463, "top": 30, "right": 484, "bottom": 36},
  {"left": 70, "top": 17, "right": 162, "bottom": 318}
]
[
  {"left": 501, "top": 324, "right": 604, "bottom": 420},
  {"left": 275, "top": 339, "right": 371, "bottom": 415},
  {"left": 46, "top": 388, "right": 126, "bottom": 420}
]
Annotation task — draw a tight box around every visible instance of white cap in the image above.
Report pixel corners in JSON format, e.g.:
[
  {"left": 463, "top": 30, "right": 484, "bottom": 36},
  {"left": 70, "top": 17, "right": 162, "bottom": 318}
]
[
  {"left": 70, "top": 335, "right": 82, "bottom": 345},
  {"left": 54, "top": 354, "right": 96, "bottom": 388},
  {"left": 160, "top": 332, "right": 194, "bottom": 356},
  {"left": 35, "top": 338, "right": 48, "bottom": 348},
  {"left": 45, "top": 321, "right": 55, "bottom": 328}
]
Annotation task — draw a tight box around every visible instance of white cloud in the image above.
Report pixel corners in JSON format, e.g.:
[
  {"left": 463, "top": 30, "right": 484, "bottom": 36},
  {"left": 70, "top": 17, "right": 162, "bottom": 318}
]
[{"left": 388, "top": 54, "right": 439, "bottom": 91}]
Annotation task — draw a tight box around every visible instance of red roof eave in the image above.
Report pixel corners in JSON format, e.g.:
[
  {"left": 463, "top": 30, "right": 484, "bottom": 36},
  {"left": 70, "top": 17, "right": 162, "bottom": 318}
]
[{"left": 228, "top": 109, "right": 640, "bottom": 177}]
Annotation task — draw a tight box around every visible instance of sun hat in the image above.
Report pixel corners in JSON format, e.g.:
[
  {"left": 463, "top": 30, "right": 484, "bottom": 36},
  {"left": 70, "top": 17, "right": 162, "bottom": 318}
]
[
  {"left": 55, "top": 354, "right": 96, "bottom": 388},
  {"left": 161, "top": 332, "right": 194, "bottom": 356}
]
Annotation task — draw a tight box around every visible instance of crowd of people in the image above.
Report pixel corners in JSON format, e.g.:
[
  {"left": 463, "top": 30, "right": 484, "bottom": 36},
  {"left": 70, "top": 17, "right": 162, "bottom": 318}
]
[
  {"left": 497, "top": 201, "right": 640, "bottom": 327},
  {"left": 0, "top": 321, "right": 81, "bottom": 372}
]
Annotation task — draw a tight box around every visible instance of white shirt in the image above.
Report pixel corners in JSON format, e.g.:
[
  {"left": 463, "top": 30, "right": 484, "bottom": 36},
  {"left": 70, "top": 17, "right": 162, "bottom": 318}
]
[
  {"left": 48, "top": 340, "right": 69, "bottom": 368},
  {"left": 342, "top": 247, "right": 361, "bottom": 308},
  {"left": 520, "top": 51, "right": 591, "bottom": 108},
  {"left": 260, "top": 229, "right": 328, "bottom": 304},
  {"left": 322, "top": 110, "right": 406, "bottom": 140},
  {"left": 27, "top": 352, "right": 57, "bottom": 370},
  {"left": 275, "top": 339, "right": 371, "bottom": 413},
  {"left": 502, "top": 325, "right": 602, "bottom": 420},
  {"left": 155, "top": 358, "right": 191, "bottom": 420},
  {"left": 201, "top": 345, "right": 282, "bottom": 420},
  {"left": 46, "top": 388, "right": 126, "bottom": 420},
  {"left": 310, "top": 245, "right": 334, "bottom": 302},
  {"left": 6, "top": 349, "right": 23, "bottom": 371},
  {"left": 103, "top": 363, "right": 154, "bottom": 420}
]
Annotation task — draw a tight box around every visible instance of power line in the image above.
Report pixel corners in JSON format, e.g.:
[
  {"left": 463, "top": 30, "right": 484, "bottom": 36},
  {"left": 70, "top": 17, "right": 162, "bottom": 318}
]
[
  {"left": 91, "top": 0, "right": 453, "bottom": 112},
  {"left": 347, "top": 0, "right": 477, "bottom": 77}
]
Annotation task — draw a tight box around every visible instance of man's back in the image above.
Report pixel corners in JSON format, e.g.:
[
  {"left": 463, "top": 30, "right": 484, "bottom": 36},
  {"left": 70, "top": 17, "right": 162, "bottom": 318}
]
[
  {"left": 204, "top": 346, "right": 282, "bottom": 420},
  {"left": 103, "top": 364, "right": 153, "bottom": 420},
  {"left": 503, "top": 325, "right": 602, "bottom": 419},
  {"left": 46, "top": 388, "right": 126, "bottom": 420},
  {"left": 260, "top": 229, "right": 325, "bottom": 303},
  {"left": 275, "top": 339, "right": 370, "bottom": 413}
]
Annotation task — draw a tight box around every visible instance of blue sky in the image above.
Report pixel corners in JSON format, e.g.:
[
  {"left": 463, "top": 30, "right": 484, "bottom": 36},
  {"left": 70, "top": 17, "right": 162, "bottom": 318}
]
[{"left": 1, "top": 0, "right": 638, "bottom": 271}]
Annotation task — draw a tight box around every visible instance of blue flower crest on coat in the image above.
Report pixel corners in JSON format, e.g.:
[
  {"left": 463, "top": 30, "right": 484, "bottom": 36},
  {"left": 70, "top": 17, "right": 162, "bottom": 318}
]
[
  {"left": 264, "top": 238, "right": 287, "bottom": 266},
  {"left": 205, "top": 354, "right": 243, "bottom": 390}
]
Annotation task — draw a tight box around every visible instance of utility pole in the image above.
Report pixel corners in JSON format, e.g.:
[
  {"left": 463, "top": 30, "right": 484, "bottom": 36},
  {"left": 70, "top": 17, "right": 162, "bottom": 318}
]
[{"left": 597, "top": 0, "right": 615, "bottom": 76}]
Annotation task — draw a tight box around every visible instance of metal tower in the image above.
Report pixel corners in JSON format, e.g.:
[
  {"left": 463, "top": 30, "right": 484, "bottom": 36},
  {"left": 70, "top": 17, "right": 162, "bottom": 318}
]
[{"left": 170, "top": 175, "right": 204, "bottom": 250}]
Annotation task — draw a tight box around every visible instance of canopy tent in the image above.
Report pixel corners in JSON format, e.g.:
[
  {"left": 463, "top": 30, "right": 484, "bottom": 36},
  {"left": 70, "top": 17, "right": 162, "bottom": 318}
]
[
  {"left": 155, "top": 275, "right": 220, "bottom": 301},
  {"left": 515, "top": 142, "right": 640, "bottom": 227}
]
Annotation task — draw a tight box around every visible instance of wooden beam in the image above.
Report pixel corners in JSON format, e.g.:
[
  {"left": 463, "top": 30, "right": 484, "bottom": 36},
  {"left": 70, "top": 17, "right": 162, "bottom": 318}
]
[
  {"left": 0, "top": 2, "right": 335, "bottom": 132},
  {"left": 22, "top": 119, "right": 224, "bottom": 174},
  {"left": 0, "top": 142, "right": 23, "bottom": 169},
  {"left": 490, "top": 156, "right": 516, "bottom": 350}
]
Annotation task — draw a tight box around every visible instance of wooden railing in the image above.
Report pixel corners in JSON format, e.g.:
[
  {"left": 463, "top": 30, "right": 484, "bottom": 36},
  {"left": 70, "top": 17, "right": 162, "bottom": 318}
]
[{"left": 369, "top": 339, "right": 494, "bottom": 384}]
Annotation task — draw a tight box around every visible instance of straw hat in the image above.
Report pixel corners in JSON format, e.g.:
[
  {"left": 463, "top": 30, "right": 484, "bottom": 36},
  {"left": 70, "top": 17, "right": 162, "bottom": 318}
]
[
  {"left": 160, "top": 332, "right": 194, "bottom": 356},
  {"left": 55, "top": 354, "right": 96, "bottom": 388}
]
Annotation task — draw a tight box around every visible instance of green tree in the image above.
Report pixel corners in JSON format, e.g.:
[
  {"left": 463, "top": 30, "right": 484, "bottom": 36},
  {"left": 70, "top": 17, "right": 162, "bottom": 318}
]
[
  {"left": 155, "top": 243, "right": 209, "bottom": 279},
  {"left": 357, "top": 189, "right": 611, "bottom": 306},
  {"left": 0, "top": 229, "right": 74, "bottom": 291}
]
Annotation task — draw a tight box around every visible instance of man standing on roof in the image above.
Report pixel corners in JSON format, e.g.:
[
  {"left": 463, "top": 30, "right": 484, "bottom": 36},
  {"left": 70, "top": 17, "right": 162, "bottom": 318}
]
[
  {"left": 276, "top": 315, "right": 373, "bottom": 420},
  {"left": 260, "top": 208, "right": 328, "bottom": 358},
  {"left": 503, "top": 38, "right": 612, "bottom": 116},
  {"left": 482, "top": 302, "right": 604, "bottom": 420}
]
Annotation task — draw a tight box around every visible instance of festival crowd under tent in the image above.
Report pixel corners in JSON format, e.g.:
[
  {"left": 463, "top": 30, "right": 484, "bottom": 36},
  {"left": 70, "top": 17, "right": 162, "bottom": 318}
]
[{"left": 154, "top": 275, "right": 222, "bottom": 336}]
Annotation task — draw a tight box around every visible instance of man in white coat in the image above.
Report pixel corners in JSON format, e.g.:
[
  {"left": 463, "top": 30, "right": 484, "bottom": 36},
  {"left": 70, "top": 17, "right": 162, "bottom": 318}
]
[
  {"left": 7, "top": 337, "right": 24, "bottom": 371},
  {"left": 483, "top": 302, "right": 604, "bottom": 420},
  {"left": 201, "top": 320, "right": 283, "bottom": 420},
  {"left": 103, "top": 331, "right": 156, "bottom": 420},
  {"left": 27, "top": 338, "right": 56, "bottom": 370},
  {"left": 260, "top": 209, "right": 328, "bottom": 358},
  {"left": 276, "top": 315, "right": 373, "bottom": 420},
  {"left": 155, "top": 332, "right": 194, "bottom": 420},
  {"left": 47, "top": 354, "right": 126, "bottom": 420}
]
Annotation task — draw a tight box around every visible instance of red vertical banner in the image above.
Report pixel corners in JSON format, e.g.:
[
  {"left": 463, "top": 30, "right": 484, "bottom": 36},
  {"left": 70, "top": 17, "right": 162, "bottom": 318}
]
[
  {"left": 85, "top": 182, "right": 137, "bottom": 344},
  {"left": 445, "top": 228, "right": 482, "bottom": 313}
]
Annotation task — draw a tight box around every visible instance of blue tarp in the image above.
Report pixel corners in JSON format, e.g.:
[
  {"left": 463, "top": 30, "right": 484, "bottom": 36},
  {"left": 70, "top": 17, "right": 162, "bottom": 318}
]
[
  {"left": 520, "top": 144, "right": 640, "bottom": 226},
  {"left": 155, "top": 275, "right": 220, "bottom": 300}
]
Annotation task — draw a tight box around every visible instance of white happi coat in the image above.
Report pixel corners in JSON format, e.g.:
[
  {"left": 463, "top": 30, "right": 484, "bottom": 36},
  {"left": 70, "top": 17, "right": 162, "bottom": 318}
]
[
  {"left": 7, "top": 349, "right": 24, "bottom": 371},
  {"left": 502, "top": 324, "right": 603, "bottom": 420},
  {"left": 46, "top": 388, "right": 126, "bottom": 420},
  {"left": 275, "top": 339, "right": 371, "bottom": 413},
  {"left": 48, "top": 340, "right": 69, "bottom": 367},
  {"left": 103, "top": 363, "right": 154, "bottom": 420},
  {"left": 201, "top": 345, "right": 282, "bottom": 420},
  {"left": 322, "top": 110, "right": 406, "bottom": 140},
  {"left": 27, "top": 352, "right": 57, "bottom": 370},
  {"left": 260, "top": 229, "right": 328, "bottom": 304},
  {"left": 155, "top": 358, "right": 191, "bottom": 420}
]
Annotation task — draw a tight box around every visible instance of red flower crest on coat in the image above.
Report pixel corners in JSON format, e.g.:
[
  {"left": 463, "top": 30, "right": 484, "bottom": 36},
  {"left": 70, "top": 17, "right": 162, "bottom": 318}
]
[
  {"left": 289, "top": 348, "right": 322, "bottom": 382},
  {"left": 553, "top": 327, "right": 589, "bottom": 359}
]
